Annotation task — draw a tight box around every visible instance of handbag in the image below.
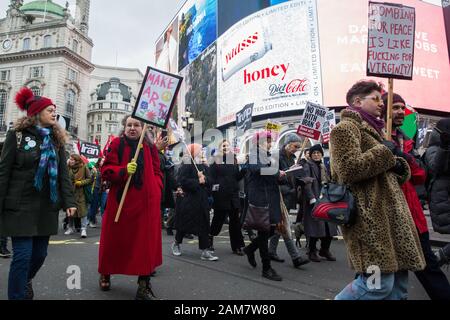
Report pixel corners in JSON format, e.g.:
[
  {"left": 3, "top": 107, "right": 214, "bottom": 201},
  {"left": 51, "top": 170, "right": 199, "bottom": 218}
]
[
  {"left": 243, "top": 185, "right": 270, "bottom": 232},
  {"left": 311, "top": 182, "right": 357, "bottom": 226}
]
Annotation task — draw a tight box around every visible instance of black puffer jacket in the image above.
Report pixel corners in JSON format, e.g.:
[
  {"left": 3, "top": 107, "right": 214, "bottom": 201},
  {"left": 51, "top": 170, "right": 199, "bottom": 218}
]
[{"left": 424, "top": 130, "right": 450, "bottom": 234}]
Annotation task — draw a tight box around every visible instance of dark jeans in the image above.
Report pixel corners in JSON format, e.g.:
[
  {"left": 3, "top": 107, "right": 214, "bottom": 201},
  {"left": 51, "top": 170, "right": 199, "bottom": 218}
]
[
  {"left": 88, "top": 188, "right": 101, "bottom": 223},
  {"left": 244, "top": 227, "right": 275, "bottom": 271},
  {"left": 8, "top": 236, "right": 50, "bottom": 300},
  {"left": 210, "top": 209, "right": 245, "bottom": 251},
  {"left": 0, "top": 236, "right": 8, "bottom": 249},
  {"left": 414, "top": 232, "right": 450, "bottom": 300},
  {"left": 175, "top": 231, "right": 209, "bottom": 250}
]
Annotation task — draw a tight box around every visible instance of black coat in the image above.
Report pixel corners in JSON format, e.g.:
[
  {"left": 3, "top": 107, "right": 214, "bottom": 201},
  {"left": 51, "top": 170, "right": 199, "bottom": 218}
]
[
  {"left": 159, "top": 153, "right": 176, "bottom": 209},
  {"left": 278, "top": 148, "right": 299, "bottom": 210},
  {"left": 424, "top": 131, "right": 450, "bottom": 234},
  {"left": 299, "top": 160, "right": 338, "bottom": 238},
  {"left": 0, "top": 127, "right": 75, "bottom": 237},
  {"left": 246, "top": 151, "right": 282, "bottom": 224},
  {"left": 209, "top": 154, "right": 244, "bottom": 211},
  {"left": 174, "top": 163, "right": 211, "bottom": 235}
]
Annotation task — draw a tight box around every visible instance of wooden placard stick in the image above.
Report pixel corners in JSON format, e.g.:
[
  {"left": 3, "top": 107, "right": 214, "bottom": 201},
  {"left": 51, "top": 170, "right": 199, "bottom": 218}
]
[
  {"left": 296, "top": 138, "right": 309, "bottom": 164},
  {"left": 385, "top": 78, "right": 394, "bottom": 141},
  {"left": 115, "top": 123, "right": 148, "bottom": 223}
]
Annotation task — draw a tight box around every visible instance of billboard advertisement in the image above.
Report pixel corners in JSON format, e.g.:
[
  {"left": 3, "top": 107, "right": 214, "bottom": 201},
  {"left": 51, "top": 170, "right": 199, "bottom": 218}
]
[
  {"left": 317, "top": 0, "right": 450, "bottom": 112},
  {"left": 155, "top": 18, "right": 179, "bottom": 74},
  {"left": 217, "top": 0, "right": 323, "bottom": 127},
  {"left": 178, "top": 0, "right": 217, "bottom": 72},
  {"left": 178, "top": 43, "right": 218, "bottom": 130}
]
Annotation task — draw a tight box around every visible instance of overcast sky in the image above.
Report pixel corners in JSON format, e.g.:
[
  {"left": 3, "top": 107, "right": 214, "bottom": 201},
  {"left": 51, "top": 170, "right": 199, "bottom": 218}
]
[{"left": 0, "top": 0, "right": 185, "bottom": 73}]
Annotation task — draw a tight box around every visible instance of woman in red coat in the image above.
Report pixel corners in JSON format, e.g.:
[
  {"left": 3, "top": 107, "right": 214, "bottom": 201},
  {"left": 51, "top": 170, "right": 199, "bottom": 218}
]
[{"left": 98, "top": 116, "right": 163, "bottom": 300}]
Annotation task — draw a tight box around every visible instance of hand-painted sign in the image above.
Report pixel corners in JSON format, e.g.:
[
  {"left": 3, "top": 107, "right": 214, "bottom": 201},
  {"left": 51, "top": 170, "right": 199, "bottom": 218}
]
[{"left": 133, "top": 67, "right": 183, "bottom": 128}]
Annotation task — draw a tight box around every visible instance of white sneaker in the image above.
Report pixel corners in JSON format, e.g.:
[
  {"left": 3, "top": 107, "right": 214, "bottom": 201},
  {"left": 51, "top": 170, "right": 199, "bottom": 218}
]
[
  {"left": 81, "top": 229, "right": 87, "bottom": 238},
  {"left": 201, "top": 250, "right": 219, "bottom": 261},
  {"left": 89, "top": 222, "right": 97, "bottom": 228},
  {"left": 171, "top": 242, "right": 181, "bottom": 256},
  {"left": 64, "top": 227, "right": 74, "bottom": 235}
]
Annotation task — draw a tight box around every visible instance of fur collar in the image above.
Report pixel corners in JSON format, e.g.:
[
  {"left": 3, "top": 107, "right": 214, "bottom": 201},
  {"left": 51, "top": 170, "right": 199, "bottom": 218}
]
[{"left": 340, "top": 109, "right": 385, "bottom": 142}]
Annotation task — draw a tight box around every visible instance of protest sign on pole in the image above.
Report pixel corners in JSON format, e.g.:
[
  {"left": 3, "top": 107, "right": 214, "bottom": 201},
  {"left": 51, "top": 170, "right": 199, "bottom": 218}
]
[
  {"left": 322, "top": 110, "right": 336, "bottom": 144},
  {"left": 265, "top": 120, "right": 283, "bottom": 133},
  {"left": 236, "top": 103, "right": 253, "bottom": 133},
  {"left": 79, "top": 142, "right": 101, "bottom": 159},
  {"left": 297, "top": 102, "right": 328, "bottom": 141},
  {"left": 132, "top": 67, "right": 183, "bottom": 128}
]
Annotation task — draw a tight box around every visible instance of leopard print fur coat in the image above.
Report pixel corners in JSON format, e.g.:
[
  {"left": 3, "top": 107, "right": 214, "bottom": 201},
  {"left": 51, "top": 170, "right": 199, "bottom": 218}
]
[{"left": 330, "top": 109, "right": 425, "bottom": 273}]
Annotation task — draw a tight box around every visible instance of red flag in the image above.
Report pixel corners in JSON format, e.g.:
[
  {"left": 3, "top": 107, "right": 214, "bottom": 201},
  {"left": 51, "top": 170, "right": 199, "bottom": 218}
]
[{"left": 102, "top": 135, "right": 115, "bottom": 157}]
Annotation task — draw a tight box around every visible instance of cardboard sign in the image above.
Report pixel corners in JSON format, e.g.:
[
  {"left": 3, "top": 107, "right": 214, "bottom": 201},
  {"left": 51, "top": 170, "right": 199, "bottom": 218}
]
[
  {"left": 80, "top": 142, "right": 101, "bottom": 159},
  {"left": 297, "top": 102, "right": 328, "bottom": 140},
  {"left": 133, "top": 67, "right": 183, "bottom": 128},
  {"left": 265, "top": 121, "right": 282, "bottom": 133},
  {"left": 367, "top": 2, "right": 416, "bottom": 80},
  {"left": 321, "top": 110, "right": 336, "bottom": 144},
  {"left": 236, "top": 103, "right": 253, "bottom": 132}
]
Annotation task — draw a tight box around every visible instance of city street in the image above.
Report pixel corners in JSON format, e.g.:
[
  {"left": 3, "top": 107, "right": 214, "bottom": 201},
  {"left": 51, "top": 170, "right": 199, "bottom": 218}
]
[{"left": 1, "top": 214, "right": 448, "bottom": 300}]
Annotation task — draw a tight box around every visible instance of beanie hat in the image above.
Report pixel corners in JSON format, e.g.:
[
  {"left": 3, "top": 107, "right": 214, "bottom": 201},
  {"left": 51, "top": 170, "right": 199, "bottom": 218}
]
[
  {"left": 381, "top": 92, "right": 406, "bottom": 107},
  {"left": 15, "top": 87, "right": 55, "bottom": 117},
  {"left": 436, "top": 118, "right": 450, "bottom": 135},
  {"left": 284, "top": 133, "right": 302, "bottom": 146},
  {"left": 308, "top": 144, "right": 324, "bottom": 157}
]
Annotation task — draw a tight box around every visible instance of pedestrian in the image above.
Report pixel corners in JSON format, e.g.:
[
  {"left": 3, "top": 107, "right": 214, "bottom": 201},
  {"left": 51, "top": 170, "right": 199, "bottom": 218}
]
[
  {"left": 0, "top": 87, "right": 76, "bottom": 300},
  {"left": 423, "top": 117, "right": 450, "bottom": 268},
  {"left": 382, "top": 93, "right": 450, "bottom": 300},
  {"left": 242, "top": 131, "right": 286, "bottom": 281},
  {"left": 268, "top": 133, "right": 310, "bottom": 268},
  {"left": 209, "top": 140, "right": 246, "bottom": 255},
  {"left": 87, "top": 158, "right": 104, "bottom": 228},
  {"left": 299, "top": 144, "right": 338, "bottom": 263},
  {"left": 331, "top": 80, "right": 425, "bottom": 300},
  {"left": 171, "top": 143, "right": 219, "bottom": 261},
  {"left": 66, "top": 154, "right": 92, "bottom": 238},
  {"left": 98, "top": 115, "right": 163, "bottom": 300}
]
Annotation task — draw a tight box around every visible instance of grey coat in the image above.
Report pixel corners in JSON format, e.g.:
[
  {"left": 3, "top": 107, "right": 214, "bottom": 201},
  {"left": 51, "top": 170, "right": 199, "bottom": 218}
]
[
  {"left": 0, "top": 127, "right": 75, "bottom": 237},
  {"left": 299, "top": 160, "right": 338, "bottom": 238},
  {"left": 424, "top": 131, "right": 450, "bottom": 234}
]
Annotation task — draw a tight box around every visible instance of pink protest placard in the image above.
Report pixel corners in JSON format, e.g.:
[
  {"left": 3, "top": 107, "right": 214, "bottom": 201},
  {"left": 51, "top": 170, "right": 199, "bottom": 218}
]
[
  {"left": 297, "top": 102, "right": 328, "bottom": 140},
  {"left": 132, "top": 67, "right": 183, "bottom": 128},
  {"left": 367, "top": 2, "right": 416, "bottom": 80}
]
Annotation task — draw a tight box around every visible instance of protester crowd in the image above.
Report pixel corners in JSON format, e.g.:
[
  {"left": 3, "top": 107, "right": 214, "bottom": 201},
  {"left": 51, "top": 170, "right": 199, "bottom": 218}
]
[{"left": 1, "top": 81, "right": 450, "bottom": 300}]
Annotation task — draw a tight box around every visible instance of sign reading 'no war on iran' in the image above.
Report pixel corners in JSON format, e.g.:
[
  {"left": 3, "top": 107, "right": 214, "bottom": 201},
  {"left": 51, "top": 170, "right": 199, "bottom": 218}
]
[
  {"left": 367, "top": 2, "right": 416, "bottom": 80},
  {"left": 133, "top": 67, "right": 183, "bottom": 128},
  {"left": 297, "top": 102, "right": 328, "bottom": 140},
  {"left": 80, "top": 142, "right": 101, "bottom": 159}
]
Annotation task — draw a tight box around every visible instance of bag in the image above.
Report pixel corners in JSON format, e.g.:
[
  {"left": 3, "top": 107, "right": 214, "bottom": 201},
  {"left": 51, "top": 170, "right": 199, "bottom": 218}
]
[
  {"left": 311, "top": 183, "right": 357, "bottom": 226},
  {"left": 243, "top": 204, "right": 270, "bottom": 232}
]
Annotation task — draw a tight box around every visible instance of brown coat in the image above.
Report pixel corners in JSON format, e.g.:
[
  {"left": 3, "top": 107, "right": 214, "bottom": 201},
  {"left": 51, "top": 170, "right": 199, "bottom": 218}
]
[{"left": 330, "top": 109, "right": 425, "bottom": 273}]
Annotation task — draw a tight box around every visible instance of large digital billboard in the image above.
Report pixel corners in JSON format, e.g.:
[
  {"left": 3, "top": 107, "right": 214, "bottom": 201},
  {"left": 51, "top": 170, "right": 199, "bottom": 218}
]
[
  {"left": 317, "top": 0, "right": 450, "bottom": 112},
  {"left": 217, "top": 0, "right": 322, "bottom": 127},
  {"left": 178, "top": 0, "right": 217, "bottom": 72},
  {"left": 155, "top": 18, "right": 179, "bottom": 74}
]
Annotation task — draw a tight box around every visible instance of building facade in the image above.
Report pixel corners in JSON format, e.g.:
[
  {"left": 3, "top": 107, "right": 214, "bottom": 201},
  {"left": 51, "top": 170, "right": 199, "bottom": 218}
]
[
  {"left": 87, "top": 65, "right": 143, "bottom": 146},
  {"left": 0, "top": 0, "right": 94, "bottom": 142}
]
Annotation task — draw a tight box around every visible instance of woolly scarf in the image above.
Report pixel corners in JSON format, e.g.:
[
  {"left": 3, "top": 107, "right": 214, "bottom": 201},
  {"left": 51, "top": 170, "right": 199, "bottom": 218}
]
[
  {"left": 34, "top": 126, "right": 58, "bottom": 203},
  {"left": 348, "top": 106, "right": 385, "bottom": 136}
]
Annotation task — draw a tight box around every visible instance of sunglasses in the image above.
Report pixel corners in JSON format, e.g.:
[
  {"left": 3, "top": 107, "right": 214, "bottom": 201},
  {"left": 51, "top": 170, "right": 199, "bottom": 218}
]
[{"left": 362, "top": 95, "right": 382, "bottom": 103}]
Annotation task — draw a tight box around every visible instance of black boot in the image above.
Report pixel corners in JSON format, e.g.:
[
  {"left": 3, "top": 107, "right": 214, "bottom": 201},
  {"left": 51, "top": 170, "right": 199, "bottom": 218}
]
[
  {"left": 25, "top": 280, "right": 34, "bottom": 300},
  {"left": 262, "top": 268, "right": 282, "bottom": 281},
  {"left": 293, "top": 256, "right": 310, "bottom": 268},
  {"left": 135, "top": 276, "right": 157, "bottom": 300}
]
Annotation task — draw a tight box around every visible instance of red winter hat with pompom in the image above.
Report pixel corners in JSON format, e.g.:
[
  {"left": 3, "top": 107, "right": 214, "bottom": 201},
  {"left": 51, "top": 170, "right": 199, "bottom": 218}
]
[{"left": 15, "top": 87, "right": 55, "bottom": 117}]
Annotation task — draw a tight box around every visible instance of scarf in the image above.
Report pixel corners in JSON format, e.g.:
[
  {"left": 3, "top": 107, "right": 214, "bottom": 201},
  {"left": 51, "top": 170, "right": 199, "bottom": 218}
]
[
  {"left": 34, "top": 126, "right": 58, "bottom": 203},
  {"left": 348, "top": 106, "right": 385, "bottom": 136},
  {"left": 124, "top": 136, "right": 144, "bottom": 189}
]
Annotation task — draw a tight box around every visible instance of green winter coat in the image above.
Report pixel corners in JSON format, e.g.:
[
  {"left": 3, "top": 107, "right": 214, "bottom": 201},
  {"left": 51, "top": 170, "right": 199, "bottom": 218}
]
[
  {"left": 0, "top": 124, "right": 76, "bottom": 237},
  {"left": 68, "top": 164, "right": 91, "bottom": 218}
]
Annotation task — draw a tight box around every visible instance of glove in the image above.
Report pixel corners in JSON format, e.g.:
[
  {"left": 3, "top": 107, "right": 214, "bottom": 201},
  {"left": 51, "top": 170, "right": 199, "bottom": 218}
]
[
  {"left": 127, "top": 161, "right": 137, "bottom": 175},
  {"left": 440, "top": 131, "right": 450, "bottom": 149},
  {"left": 391, "top": 159, "right": 406, "bottom": 176},
  {"left": 382, "top": 140, "right": 400, "bottom": 156},
  {"left": 309, "top": 198, "right": 317, "bottom": 205},
  {"left": 74, "top": 181, "right": 82, "bottom": 187}
]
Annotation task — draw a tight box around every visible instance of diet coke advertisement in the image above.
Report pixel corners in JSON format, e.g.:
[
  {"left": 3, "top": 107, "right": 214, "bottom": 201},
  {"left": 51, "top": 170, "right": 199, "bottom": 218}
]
[{"left": 217, "top": 0, "right": 323, "bottom": 127}]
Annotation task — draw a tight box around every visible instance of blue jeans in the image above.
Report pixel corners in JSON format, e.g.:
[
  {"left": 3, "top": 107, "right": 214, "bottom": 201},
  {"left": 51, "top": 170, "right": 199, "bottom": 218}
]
[
  {"left": 8, "top": 236, "right": 50, "bottom": 300},
  {"left": 335, "top": 271, "right": 408, "bottom": 300},
  {"left": 88, "top": 188, "right": 101, "bottom": 223},
  {"left": 100, "top": 191, "right": 108, "bottom": 216}
]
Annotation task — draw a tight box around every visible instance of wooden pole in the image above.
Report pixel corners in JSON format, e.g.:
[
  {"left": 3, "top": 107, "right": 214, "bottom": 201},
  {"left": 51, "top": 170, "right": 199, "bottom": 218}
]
[
  {"left": 296, "top": 138, "right": 309, "bottom": 164},
  {"left": 386, "top": 78, "right": 394, "bottom": 141},
  {"left": 115, "top": 124, "right": 148, "bottom": 223}
]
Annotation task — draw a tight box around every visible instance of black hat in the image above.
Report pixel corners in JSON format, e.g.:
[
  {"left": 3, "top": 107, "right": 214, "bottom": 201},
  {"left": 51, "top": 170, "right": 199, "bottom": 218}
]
[
  {"left": 308, "top": 144, "right": 324, "bottom": 157},
  {"left": 436, "top": 118, "right": 450, "bottom": 135}
]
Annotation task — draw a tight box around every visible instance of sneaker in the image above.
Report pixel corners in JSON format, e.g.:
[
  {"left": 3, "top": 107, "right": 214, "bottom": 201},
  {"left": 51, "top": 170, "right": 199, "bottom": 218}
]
[
  {"left": 64, "top": 227, "right": 74, "bottom": 235},
  {"left": 436, "top": 245, "right": 450, "bottom": 268},
  {"left": 89, "top": 222, "right": 97, "bottom": 228},
  {"left": 262, "top": 268, "right": 282, "bottom": 281},
  {"left": 171, "top": 242, "right": 181, "bottom": 256},
  {"left": 185, "top": 234, "right": 194, "bottom": 239},
  {"left": 81, "top": 229, "right": 87, "bottom": 238},
  {"left": 0, "top": 247, "right": 12, "bottom": 258},
  {"left": 201, "top": 250, "right": 219, "bottom": 261}
]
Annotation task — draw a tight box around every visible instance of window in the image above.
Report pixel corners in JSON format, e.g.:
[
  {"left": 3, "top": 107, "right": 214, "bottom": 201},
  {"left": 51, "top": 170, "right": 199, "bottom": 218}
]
[
  {"left": 111, "top": 93, "right": 119, "bottom": 100},
  {"left": 30, "top": 86, "right": 41, "bottom": 96},
  {"left": 68, "top": 68, "right": 77, "bottom": 82},
  {"left": 109, "top": 113, "right": 117, "bottom": 121},
  {"left": 97, "top": 124, "right": 102, "bottom": 132},
  {"left": 0, "top": 70, "right": 10, "bottom": 81},
  {"left": 43, "top": 35, "right": 52, "bottom": 48},
  {"left": 30, "top": 66, "right": 43, "bottom": 78},
  {"left": 90, "top": 136, "right": 93, "bottom": 142},
  {"left": 65, "top": 89, "right": 76, "bottom": 118},
  {"left": 96, "top": 135, "right": 101, "bottom": 143},
  {"left": 98, "top": 103, "right": 103, "bottom": 109},
  {"left": 111, "top": 103, "right": 118, "bottom": 109},
  {"left": 72, "top": 39, "right": 78, "bottom": 53},
  {"left": 23, "top": 38, "right": 30, "bottom": 51},
  {"left": 108, "top": 124, "right": 117, "bottom": 133},
  {"left": 0, "top": 89, "right": 8, "bottom": 128},
  {"left": 90, "top": 125, "right": 94, "bottom": 133},
  {"left": 97, "top": 114, "right": 102, "bottom": 121}
]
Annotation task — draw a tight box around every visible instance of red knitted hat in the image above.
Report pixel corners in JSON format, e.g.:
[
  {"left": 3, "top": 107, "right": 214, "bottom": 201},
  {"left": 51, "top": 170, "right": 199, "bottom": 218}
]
[{"left": 15, "top": 87, "right": 55, "bottom": 117}]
